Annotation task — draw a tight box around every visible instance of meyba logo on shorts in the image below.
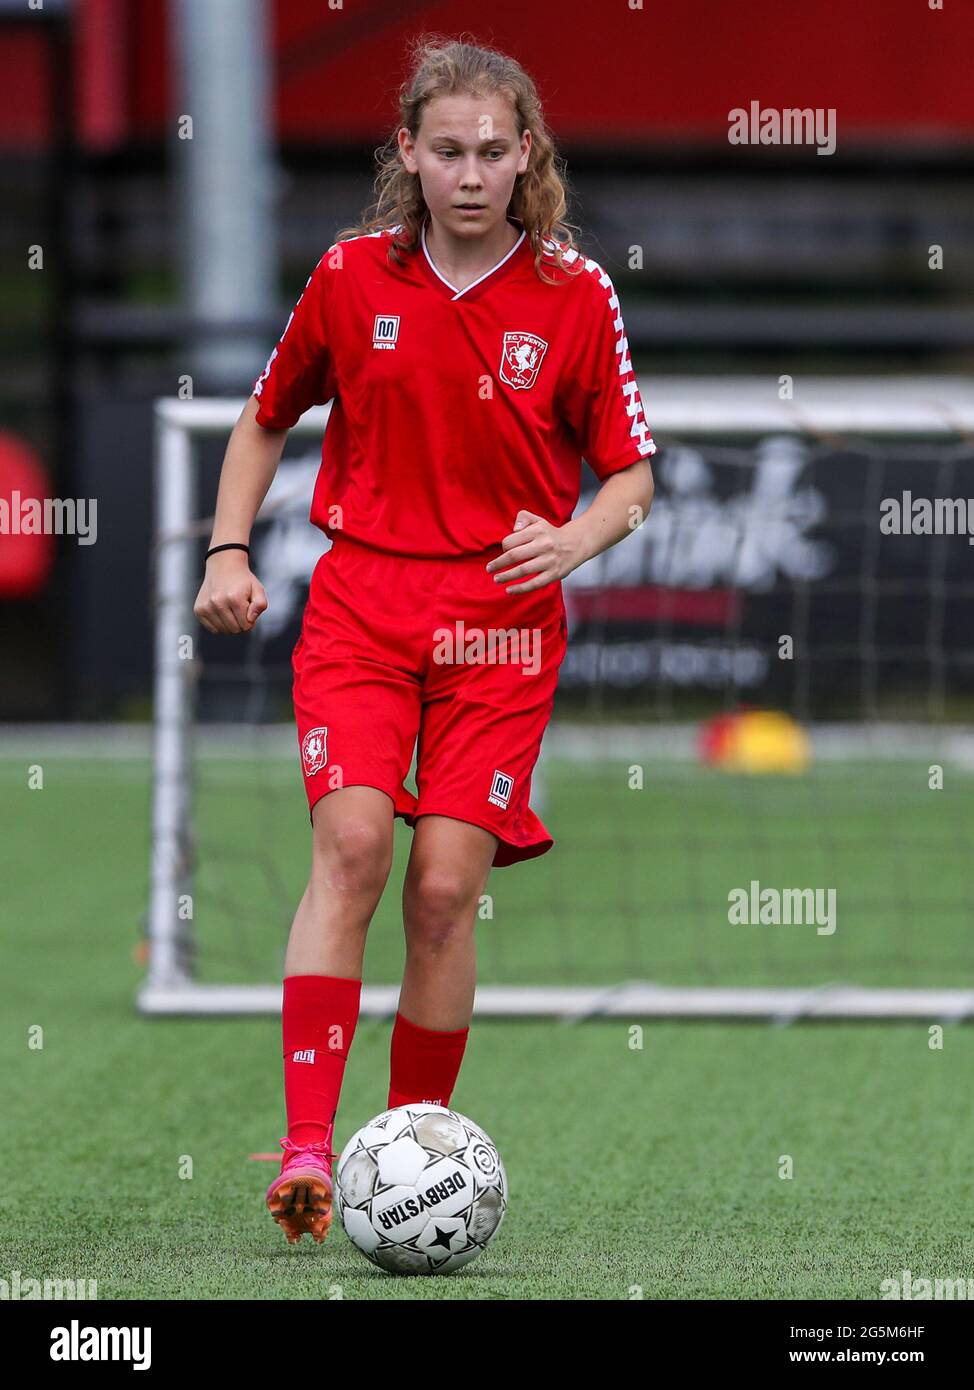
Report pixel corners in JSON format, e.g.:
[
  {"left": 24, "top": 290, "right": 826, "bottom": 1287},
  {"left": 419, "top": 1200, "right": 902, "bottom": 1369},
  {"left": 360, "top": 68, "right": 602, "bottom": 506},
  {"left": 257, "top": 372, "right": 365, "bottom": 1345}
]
[
  {"left": 373, "top": 314, "right": 400, "bottom": 350},
  {"left": 488, "top": 769, "right": 514, "bottom": 810},
  {"left": 499, "top": 331, "right": 547, "bottom": 390},
  {"left": 301, "top": 727, "right": 328, "bottom": 776}
]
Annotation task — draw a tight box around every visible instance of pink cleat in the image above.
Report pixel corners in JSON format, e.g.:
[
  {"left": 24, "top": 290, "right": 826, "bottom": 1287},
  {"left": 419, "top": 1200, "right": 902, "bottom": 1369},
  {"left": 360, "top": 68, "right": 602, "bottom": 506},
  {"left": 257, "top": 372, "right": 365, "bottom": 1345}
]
[{"left": 265, "top": 1128, "right": 336, "bottom": 1245}]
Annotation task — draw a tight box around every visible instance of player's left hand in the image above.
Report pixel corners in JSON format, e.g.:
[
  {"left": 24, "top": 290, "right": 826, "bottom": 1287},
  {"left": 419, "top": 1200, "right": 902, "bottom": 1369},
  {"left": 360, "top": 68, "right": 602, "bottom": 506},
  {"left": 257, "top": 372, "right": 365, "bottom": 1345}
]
[{"left": 486, "top": 510, "right": 585, "bottom": 595}]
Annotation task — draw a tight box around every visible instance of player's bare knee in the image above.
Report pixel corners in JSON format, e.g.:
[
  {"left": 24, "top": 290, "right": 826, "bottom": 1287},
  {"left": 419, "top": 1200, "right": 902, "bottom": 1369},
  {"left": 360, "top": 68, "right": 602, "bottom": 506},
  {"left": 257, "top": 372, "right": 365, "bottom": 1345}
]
[
  {"left": 313, "top": 816, "right": 392, "bottom": 899},
  {"left": 403, "top": 870, "right": 476, "bottom": 948}
]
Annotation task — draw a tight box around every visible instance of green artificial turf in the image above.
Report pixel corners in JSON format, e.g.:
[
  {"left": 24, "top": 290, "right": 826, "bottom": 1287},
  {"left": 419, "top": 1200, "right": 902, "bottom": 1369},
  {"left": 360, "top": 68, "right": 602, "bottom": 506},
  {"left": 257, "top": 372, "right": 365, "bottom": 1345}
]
[{"left": 2, "top": 743, "right": 973, "bottom": 1299}]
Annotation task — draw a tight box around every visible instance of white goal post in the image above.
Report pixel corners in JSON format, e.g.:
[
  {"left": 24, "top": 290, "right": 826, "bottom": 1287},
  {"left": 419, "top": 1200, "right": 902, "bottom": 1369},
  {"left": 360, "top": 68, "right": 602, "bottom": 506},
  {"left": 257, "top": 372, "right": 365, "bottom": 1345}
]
[{"left": 140, "top": 378, "right": 974, "bottom": 1020}]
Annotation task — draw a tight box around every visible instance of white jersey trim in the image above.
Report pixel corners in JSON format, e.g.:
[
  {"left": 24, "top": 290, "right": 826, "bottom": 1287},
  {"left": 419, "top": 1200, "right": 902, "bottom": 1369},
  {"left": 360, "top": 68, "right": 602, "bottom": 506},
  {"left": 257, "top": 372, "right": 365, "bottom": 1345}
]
[
  {"left": 421, "top": 219, "right": 527, "bottom": 302},
  {"left": 580, "top": 252, "right": 656, "bottom": 459}
]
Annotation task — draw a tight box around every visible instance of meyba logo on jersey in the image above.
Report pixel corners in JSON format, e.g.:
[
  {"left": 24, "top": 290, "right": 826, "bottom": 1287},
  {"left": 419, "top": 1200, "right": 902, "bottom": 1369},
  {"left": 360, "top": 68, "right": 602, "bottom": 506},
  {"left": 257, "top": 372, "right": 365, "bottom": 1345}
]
[
  {"left": 301, "top": 727, "right": 328, "bottom": 776},
  {"left": 499, "top": 331, "right": 548, "bottom": 390},
  {"left": 373, "top": 314, "right": 400, "bottom": 350}
]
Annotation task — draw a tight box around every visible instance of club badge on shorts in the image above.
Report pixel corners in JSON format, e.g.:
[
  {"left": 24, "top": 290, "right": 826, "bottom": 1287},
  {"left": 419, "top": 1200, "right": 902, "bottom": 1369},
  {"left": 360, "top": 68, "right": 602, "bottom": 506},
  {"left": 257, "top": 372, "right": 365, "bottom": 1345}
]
[
  {"left": 301, "top": 727, "right": 328, "bottom": 776},
  {"left": 499, "top": 331, "right": 548, "bottom": 390}
]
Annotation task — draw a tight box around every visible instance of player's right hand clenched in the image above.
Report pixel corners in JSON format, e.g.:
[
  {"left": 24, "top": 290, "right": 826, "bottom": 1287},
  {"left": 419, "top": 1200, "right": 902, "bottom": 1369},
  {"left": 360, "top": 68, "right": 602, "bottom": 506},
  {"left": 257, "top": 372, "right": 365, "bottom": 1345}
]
[{"left": 193, "top": 553, "right": 269, "bottom": 634}]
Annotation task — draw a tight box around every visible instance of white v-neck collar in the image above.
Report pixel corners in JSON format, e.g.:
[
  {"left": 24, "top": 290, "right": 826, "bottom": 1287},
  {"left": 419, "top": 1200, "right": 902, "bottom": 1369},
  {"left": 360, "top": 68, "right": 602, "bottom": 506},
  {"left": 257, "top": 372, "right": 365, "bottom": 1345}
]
[{"left": 421, "top": 218, "right": 526, "bottom": 301}]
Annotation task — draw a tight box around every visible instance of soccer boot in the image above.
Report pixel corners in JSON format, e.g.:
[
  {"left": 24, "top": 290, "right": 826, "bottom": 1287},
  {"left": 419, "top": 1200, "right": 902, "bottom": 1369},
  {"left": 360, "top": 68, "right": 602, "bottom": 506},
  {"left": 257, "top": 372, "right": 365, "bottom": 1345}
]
[{"left": 265, "top": 1127, "right": 335, "bottom": 1245}]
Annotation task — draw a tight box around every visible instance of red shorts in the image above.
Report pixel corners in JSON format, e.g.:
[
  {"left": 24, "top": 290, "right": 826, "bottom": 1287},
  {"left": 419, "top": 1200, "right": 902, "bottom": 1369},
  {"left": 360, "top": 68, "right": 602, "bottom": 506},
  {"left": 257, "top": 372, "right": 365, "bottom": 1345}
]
[{"left": 292, "top": 534, "right": 569, "bottom": 867}]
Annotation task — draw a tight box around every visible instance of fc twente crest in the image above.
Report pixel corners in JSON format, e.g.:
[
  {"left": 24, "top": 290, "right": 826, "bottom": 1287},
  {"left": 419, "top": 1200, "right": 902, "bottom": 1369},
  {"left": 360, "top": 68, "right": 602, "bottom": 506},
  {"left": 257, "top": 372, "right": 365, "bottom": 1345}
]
[
  {"left": 499, "top": 331, "right": 548, "bottom": 390},
  {"left": 301, "top": 727, "right": 328, "bottom": 777}
]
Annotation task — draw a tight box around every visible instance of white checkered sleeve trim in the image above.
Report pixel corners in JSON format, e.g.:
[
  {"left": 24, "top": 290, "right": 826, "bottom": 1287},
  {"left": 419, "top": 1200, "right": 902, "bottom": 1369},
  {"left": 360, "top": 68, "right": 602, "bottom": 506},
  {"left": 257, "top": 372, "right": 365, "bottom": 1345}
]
[{"left": 582, "top": 255, "right": 656, "bottom": 458}]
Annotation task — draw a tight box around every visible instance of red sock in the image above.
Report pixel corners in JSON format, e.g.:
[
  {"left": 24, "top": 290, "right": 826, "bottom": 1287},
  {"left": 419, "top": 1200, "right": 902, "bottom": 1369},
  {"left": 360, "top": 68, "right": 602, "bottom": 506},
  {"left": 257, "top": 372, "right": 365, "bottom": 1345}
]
[
  {"left": 388, "top": 1010, "right": 469, "bottom": 1110},
  {"left": 282, "top": 974, "right": 361, "bottom": 1146}
]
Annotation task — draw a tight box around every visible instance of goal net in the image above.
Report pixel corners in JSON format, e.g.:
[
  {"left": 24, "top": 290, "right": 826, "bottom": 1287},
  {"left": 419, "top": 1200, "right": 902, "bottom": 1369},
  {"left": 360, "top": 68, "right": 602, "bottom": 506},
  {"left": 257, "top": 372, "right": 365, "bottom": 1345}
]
[{"left": 141, "top": 377, "right": 974, "bottom": 1020}]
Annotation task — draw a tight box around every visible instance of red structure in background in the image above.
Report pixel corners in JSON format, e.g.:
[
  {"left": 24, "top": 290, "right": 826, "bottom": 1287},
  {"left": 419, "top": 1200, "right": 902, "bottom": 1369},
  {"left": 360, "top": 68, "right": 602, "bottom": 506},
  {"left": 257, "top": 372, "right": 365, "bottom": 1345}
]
[
  {"left": 2, "top": 0, "right": 973, "bottom": 154},
  {"left": 0, "top": 434, "right": 56, "bottom": 599}
]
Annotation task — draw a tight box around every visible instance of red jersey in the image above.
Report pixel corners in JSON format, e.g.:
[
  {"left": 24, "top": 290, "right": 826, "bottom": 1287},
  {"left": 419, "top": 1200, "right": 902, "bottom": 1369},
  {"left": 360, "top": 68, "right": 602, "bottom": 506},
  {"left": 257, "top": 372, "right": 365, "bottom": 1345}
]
[{"left": 253, "top": 217, "right": 655, "bottom": 558}]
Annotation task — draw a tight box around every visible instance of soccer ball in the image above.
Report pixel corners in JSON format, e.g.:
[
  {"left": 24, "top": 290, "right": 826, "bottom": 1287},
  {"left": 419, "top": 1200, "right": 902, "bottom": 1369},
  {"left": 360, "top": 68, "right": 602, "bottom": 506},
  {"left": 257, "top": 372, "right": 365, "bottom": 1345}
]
[{"left": 335, "top": 1103, "right": 507, "bottom": 1275}]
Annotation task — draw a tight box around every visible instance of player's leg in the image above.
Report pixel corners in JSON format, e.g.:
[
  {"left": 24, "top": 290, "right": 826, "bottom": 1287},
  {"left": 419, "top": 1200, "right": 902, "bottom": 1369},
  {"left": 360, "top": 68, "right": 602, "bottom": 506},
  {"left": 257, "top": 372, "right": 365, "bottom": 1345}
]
[
  {"left": 270, "top": 541, "right": 424, "bottom": 1243},
  {"left": 268, "top": 786, "right": 396, "bottom": 1245},
  {"left": 388, "top": 815, "right": 498, "bottom": 1109},
  {"left": 287, "top": 784, "right": 395, "bottom": 977},
  {"left": 386, "top": 564, "right": 568, "bottom": 1113},
  {"left": 269, "top": 536, "right": 427, "bottom": 1245}
]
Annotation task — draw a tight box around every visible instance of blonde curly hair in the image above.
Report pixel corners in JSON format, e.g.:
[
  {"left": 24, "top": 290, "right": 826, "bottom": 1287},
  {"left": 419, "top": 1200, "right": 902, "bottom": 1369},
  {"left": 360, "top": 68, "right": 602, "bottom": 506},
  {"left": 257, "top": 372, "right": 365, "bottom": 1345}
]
[{"left": 335, "top": 34, "right": 584, "bottom": 287}]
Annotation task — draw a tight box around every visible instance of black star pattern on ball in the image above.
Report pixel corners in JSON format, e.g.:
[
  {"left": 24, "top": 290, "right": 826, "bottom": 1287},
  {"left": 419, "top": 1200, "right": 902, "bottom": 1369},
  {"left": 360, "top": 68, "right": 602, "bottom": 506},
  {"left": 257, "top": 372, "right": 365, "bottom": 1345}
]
[{"left": 428, "top": 1224, "right": 458, "bottom": 1251}]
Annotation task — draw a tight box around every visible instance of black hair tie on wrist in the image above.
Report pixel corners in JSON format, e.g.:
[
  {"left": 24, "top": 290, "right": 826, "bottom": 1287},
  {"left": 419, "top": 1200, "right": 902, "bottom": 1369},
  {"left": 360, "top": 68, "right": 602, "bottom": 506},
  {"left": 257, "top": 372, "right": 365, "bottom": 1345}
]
[{"left": 205, "top": 543, "right": 250, "bottom": 562}]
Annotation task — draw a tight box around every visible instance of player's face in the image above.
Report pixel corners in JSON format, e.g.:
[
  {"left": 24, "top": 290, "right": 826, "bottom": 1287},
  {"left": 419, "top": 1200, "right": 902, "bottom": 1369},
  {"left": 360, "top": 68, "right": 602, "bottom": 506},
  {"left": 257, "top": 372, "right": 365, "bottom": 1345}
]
[{"left": 398, "top": 93, "right": 531, "bottom": 241}]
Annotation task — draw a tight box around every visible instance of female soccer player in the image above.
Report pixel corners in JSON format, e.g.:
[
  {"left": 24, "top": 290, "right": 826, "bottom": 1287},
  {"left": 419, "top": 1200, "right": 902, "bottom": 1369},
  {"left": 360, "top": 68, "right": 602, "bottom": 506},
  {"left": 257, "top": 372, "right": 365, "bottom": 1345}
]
[{"left": 193, "top": 37, "right": 655, "bottom": 1246}]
